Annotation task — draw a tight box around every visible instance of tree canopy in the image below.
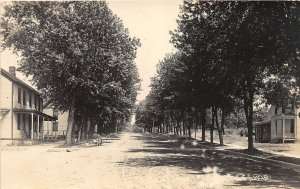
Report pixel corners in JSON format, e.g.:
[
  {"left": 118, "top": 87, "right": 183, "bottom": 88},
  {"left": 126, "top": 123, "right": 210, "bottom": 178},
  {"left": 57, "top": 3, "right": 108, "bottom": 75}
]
[{"left": 1, "top": 1, "right": 140, "bottom": 144}]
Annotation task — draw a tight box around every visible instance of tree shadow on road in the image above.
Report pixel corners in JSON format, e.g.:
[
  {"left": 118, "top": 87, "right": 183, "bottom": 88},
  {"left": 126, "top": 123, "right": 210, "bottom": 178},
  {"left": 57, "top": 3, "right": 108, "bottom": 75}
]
[
  {"left": 229, "top": 148, "right": 300, "bottom": 165},
  {"left": 119, "top": 133, "right": 300, "bottom": 188},
  {"left": 54, "top": 134, "right": 121, "bottom": 148}
]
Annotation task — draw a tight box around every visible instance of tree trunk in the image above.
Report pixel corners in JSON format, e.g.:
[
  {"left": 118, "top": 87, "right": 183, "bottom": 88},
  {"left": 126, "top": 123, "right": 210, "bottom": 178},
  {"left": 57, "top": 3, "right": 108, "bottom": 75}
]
[
  {"left": 77, "top": 123, "right": 82, "bottom": 142},
  {"left": 182, "top": 110, "right": 185, "bottom": 136},
  {"left": 201, "top": 108, "right": 206, "bottom": 142},
  {"left": 71, "top": 122, "right": 76, "bottom": 144},
  {"left": 88, "top": 120, "right": 95, "bottom": 138},
  {"left": 82, "top": 119, "right": 87, "bottom": 140},
  {"left": 242, "top": 80, "right": 254, "bottom": 149},
  {"left": 86, "top": 117, "right": 91, "bottom": 139},
  {"left": 115, "top": 120, "right": 118, "bottom": 133},
  {"left": 78, "top": 115, "right": 85, "bottom": 142},
  {"left": 245, "top": 101, "right": 254, "bottom": 149},
  {"left": 183, "top": 121, "right": 186, "bottom": 135},
  {"left": 188, "top": 120, "right": 191, "bottom": 139},
  {"left": 221, "top": 106, "right": 225, "bottom": 135},
  {"left": 152, "top": 119, "right": 155, "bottom": 133},
  {"left": 78, "top": 127, "right": 82, "bottom": 142},
  {"left": 65, "top": 96, "right": 76, "bottom": 145},
  {"left": 210, "top": 107, "right": 214, "bottom": 144},
  {"left": 80, "top": 123, "right": 84, "bottom": 140},
  {"left": 166, "top": 119, "right": 169, "bottom": 133},
  {"left": 179, "top": 122, "right": 182, "bottom": 135},
  {"left": 215, "top": 107, "right": 224, "bottom": 146},
  {"left": 173, "top": 123, "right": 175, "bottom": 134},
  {"left": 194, "top": 123, "right": 197, "bottom": 140}
]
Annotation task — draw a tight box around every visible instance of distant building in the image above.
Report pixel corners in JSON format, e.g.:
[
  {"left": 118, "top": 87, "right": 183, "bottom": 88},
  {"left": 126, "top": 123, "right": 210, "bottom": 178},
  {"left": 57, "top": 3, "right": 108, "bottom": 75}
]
[
  {"left": 43, "top": 100, "right": 68, "bottom": 137},
  {"left": 0, "top": 66, "right": 56, "bottom": 145},
  {"left": 254, "top": 105, "right": 300, "bottom": 143}
]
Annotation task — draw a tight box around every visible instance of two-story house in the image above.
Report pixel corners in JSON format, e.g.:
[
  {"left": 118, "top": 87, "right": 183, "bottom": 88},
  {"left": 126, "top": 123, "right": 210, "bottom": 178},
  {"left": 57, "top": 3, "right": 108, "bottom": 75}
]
[
  {"left": 0, "top": 66, "right": 56, "bottom": 145},
  {"left": 254, "top": 104, "right": 300, "bottom": 143}
]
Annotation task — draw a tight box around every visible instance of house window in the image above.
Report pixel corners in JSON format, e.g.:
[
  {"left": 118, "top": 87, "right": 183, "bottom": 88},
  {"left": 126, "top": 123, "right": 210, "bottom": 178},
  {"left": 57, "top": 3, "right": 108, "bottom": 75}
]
[
  {"left": 291, "top": 120, "right": 295, "bottom": 133},
  {"left": 39, "top": 98, "right": 43, "bottom": 111},
  {"left": 53, "top": 109, "right": 58, "bottom": 119},
  {"left": 275, "top": 107, "right": 277, "bottom": 115},
  {"left": 23, "top": 114, "right": 26, "bottom": 131},
  {"left": 36, "top": 97, "right": 39, "bottom": 111},
  {"left": 34, "top": 119, "right": 37, "bottom": 132},
  {"left": 29, "top": 117, "right": 32, "bottom": 132},
  {"left": 18, "top": 87, "right": 21, "bottom": 104},
  {"left": 34, "top": 96, "right": 38, "bottom": 110},
  {"left": 53, "top": 122, "right": 58, "bottom": 132},
  {"left": 23, "top": 90, "right": 26, "bottom": 106},
  {"left": 17, "top": 114, "right": 21, "bottom": 130},
  {"left": 29, "top": 93, "right": 32, "bottom": 107}
]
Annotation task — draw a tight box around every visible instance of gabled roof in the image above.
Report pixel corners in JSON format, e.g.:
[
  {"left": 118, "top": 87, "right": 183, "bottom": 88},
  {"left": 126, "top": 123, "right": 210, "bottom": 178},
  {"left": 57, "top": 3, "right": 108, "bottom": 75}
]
[{"left": 1, "top": 68, "right": 41, "bottom": 95}]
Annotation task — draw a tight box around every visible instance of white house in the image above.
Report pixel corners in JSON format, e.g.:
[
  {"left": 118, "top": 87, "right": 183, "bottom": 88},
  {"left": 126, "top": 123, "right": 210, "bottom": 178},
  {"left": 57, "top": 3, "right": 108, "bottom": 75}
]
[
  {"left": 0, "top": 66, "right": 56, "bottom": 145},
  {"left": 254, "top": 104, "right": 300, "bottom": 143},
  {"left": 43, "top": 100, "right": 69, "bottom": 138}
]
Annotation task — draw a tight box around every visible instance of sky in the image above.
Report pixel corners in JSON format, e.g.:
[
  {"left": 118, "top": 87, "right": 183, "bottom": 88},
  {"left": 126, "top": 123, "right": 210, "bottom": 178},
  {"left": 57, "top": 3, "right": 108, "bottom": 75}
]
[{"left": 0, "top": 0, "right": 182, "bottom": 102}]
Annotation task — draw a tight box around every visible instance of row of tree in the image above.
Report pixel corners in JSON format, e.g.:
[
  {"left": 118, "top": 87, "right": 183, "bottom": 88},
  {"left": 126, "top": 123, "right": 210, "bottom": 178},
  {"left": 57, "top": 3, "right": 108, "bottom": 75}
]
[
  {"left": 1, "top": 1, "right": 140, "bottom": 145},
  {"left": 136, "top": 1, "right": 300, "bottom": 149}
]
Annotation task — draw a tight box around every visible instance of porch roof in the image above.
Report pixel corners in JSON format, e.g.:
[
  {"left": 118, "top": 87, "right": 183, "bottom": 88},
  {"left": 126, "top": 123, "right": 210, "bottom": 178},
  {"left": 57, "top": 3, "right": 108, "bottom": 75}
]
[{"left": 13, "top": 109, "right": 57, "bottom": 121}]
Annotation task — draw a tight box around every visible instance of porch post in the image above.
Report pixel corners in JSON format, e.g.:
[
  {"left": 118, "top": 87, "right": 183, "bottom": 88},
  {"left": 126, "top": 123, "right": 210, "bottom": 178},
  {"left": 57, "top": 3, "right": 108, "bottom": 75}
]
[
  {"left": 283, "top": 118, "right": 285, "bottom": 143},
  {"left": 42, "top": 117, "right": 45, "bottom": 141},
  {"left": 51, "top": 120, "right": 54, "bottom": 140},
  {"left": 37, "top": 115, "right": 40, "bottom": 140},
  {"left": 47, "top": 118, "right": 49, "bottom": 141},
  {"left": 31, "top": 113, "right": 34, "bottom": 139},
  {"left": 20, "top": 114, "right": 24, "bottom": 144},
  {"left": 51, "top": 120, "right": 54, "bottom": 136},
  {"left": 295, "top": 118, "right": 297, "bottom": 142},
  {"left": 53, "top": 121, "right": 57, "bottom": 141}
]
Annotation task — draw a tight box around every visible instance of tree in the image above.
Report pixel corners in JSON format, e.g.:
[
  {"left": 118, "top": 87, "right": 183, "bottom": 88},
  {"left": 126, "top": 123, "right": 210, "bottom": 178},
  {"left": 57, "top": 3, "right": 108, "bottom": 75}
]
[
  {"left": 263, "top": 77, "right": 300, "bottom": 112},
  {"left": 171, "top": 1, "right": 300, "bottom": 149},
  {"left": 224, "top": 2, "right": 300, "bottom": 149},
  {"left": 135, "top": 52, "right": 190, "bottom": 135},
  {"left": 1, "top": 1, "right": 140, "bottom": 145},
  {"left": 171, "top": 1, "right": 239, "bottom": 145}
]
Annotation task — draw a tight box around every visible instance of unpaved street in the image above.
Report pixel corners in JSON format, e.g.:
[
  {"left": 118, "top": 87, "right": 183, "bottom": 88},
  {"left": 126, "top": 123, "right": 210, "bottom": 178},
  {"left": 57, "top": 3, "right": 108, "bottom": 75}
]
[{"left": 1, "top": 132, "right": 300, "bottom": 189}]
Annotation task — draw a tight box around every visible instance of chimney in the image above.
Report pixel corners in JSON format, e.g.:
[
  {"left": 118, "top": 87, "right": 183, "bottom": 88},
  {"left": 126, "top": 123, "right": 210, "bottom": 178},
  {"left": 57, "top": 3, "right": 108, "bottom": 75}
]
[{"left": 9, "top": 66, "right": 16, "bottom": 76}]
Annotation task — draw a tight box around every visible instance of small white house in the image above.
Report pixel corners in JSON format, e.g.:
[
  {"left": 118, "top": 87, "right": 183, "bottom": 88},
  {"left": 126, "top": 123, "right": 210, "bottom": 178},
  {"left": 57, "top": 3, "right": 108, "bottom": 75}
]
[{"left": 254, "top": 104, "right": 300, "bottom": 143}]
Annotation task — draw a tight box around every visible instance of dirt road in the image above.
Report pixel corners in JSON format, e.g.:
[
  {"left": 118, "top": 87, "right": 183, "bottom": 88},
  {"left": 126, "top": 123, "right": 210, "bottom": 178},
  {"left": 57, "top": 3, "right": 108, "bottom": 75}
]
[{"left": 1, "top": 132, "right": 300, "bottom": 189}]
